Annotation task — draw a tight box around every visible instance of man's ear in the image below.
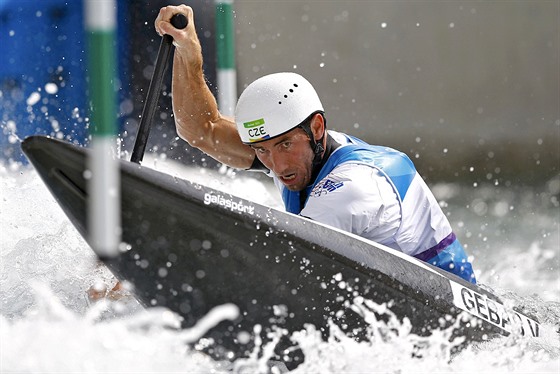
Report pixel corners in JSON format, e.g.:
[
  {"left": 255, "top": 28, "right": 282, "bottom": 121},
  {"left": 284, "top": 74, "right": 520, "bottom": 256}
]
[{"left": 311, "top": 113, "right": 325, "bottom": 141}]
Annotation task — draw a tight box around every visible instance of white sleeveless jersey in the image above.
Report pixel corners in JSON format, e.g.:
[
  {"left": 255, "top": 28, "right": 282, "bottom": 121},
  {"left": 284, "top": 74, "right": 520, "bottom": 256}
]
[{"left": 271, "top": 130, "right": 453, "bottom": 257}]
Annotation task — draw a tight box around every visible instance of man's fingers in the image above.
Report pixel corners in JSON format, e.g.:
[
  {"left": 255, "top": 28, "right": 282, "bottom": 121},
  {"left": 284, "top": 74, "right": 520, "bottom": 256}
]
[{"left": 155, "top": 5, "right": 193, "bottom": 37}]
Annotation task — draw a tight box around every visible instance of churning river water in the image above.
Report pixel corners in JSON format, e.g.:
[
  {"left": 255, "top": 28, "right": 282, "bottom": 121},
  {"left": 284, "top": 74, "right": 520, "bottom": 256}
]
[{"left": 1, "top": 155, "right": 559, "bottom": 373}]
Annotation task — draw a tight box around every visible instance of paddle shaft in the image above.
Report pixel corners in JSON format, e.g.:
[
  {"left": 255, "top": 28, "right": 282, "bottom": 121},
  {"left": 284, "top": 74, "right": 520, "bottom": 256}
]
[{"left": 131, "top": 13, "right": 187, "bottom": 164}]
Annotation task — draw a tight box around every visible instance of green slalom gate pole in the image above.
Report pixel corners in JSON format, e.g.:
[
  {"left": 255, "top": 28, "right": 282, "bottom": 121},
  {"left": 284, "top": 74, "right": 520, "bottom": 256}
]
[
  {"left": 85, "top": 0, "right": 120, "bottom": 259},
  {"left": 215, "top": 0, "right": 237, "bottom": 116}
]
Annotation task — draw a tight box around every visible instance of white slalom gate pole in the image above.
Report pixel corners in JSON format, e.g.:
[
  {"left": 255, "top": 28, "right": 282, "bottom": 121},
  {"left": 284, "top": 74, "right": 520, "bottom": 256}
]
[
  {"left": 85, "top": 0, "right": 120, "bottom": 259},
  {"left": 215, "top": 0, "right": 237, "bottom": 116}
]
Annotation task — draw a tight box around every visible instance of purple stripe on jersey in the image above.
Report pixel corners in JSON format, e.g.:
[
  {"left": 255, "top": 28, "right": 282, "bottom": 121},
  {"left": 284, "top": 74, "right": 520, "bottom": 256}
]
[{"left": 413, "top": 232, "right": 457, "bottom": 262}]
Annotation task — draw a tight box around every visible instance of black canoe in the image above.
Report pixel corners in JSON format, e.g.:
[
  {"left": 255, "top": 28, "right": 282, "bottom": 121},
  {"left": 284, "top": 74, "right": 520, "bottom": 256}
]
[{"left": 21, "top": 135, "right": 541, "bottom": 363}]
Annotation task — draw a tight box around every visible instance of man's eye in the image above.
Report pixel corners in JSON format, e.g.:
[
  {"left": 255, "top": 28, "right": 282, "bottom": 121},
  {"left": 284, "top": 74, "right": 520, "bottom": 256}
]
[{"left": 282, "top": 142, "right": 291, "bottom": 149}]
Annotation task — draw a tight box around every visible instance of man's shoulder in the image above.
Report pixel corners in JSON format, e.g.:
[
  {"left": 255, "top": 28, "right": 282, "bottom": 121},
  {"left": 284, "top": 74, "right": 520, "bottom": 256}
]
[{"left": 327, "top": 130, "right": 353, "bottom": 145}]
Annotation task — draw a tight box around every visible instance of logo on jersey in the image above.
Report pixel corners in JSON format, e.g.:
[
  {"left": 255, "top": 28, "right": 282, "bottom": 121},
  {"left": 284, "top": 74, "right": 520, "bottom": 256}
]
[{"left": 311, "top": 177, "right": 347, "bottom": 197}]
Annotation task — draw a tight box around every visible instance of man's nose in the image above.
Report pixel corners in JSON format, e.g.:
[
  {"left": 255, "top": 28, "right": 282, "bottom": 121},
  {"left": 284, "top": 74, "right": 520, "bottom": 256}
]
[{"left": 269, "top": 150, "right": 287, "bottom": 174}]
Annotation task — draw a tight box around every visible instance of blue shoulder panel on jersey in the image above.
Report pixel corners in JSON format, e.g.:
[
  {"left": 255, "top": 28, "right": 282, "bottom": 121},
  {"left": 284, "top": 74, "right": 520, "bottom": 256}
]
[{"left": 283, "top": 139, "right": 417, "bottom": 214}]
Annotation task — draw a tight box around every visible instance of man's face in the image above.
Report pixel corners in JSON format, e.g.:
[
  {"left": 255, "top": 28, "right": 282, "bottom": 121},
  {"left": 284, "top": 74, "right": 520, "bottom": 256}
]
[{"left": 250, "top": 127, "right": 314, "bottom": 191}]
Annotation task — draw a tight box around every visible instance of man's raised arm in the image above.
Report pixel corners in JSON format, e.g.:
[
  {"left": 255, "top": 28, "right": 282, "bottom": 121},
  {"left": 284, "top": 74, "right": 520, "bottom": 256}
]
[{"left": 154, "top": 5, "right": 254, "bottom": 169}]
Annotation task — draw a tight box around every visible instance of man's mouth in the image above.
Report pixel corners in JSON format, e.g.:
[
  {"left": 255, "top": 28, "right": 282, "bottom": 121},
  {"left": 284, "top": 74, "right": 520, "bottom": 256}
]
[{"left": 280, "top": 173, "right": 296, "bottom": 183}]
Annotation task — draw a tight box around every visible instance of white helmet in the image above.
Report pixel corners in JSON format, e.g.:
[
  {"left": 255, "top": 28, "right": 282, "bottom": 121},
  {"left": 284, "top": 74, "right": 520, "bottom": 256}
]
[{"left": 235, "top": 72, "right": 324, "bottom": 144}]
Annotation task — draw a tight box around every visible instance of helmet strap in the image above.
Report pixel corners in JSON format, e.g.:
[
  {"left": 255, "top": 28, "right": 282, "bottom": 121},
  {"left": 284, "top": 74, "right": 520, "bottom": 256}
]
[
  {"left": 298, "top": 114, "right": 325, "bottom": 166},
  {"left": 297, "top": 127, "right": 340, "bottom": 209},
  {"left": 298, "top": 112, "right": 338, "bottom": 187}
]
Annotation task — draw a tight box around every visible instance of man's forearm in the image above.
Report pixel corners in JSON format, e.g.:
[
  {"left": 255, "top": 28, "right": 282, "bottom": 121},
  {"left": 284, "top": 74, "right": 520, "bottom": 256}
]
[{"left": 171, "top": 52, "right": 219, "bottom": 147}]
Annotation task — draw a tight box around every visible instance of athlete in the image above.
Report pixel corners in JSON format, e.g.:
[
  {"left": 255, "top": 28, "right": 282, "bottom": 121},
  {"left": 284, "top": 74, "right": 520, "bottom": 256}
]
[{"left": 155, "top": 5, "right": 476, "bottom": 283}]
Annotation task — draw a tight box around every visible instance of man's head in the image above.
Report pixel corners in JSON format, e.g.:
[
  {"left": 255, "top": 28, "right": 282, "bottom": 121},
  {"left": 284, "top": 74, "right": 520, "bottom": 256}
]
[
  {"left": 235, "top": 73, "right": 326, "bottom": 191},
  {"left": 235, "top": 72, "right": 324, "bottom": 143}
]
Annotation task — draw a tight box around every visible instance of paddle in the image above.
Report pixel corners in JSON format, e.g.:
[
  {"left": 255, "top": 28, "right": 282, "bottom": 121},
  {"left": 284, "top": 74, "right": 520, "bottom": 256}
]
[{"left": 130, "top": 13, "right": 188, "bottom": 164}]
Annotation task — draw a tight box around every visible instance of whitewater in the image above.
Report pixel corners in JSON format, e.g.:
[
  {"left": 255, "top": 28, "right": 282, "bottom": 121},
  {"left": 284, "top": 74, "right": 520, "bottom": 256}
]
[{"left": 1, "top": 151, "right": 559, "bottom": 373}]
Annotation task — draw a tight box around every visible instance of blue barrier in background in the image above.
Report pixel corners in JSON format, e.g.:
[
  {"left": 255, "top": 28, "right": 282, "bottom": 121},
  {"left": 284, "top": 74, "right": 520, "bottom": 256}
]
[
  {"left": 1, "top": 0, "right": 215, "bottom": 165},
  {"left": 0, "top": 0, "right": 129, "bottom": 162}
]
